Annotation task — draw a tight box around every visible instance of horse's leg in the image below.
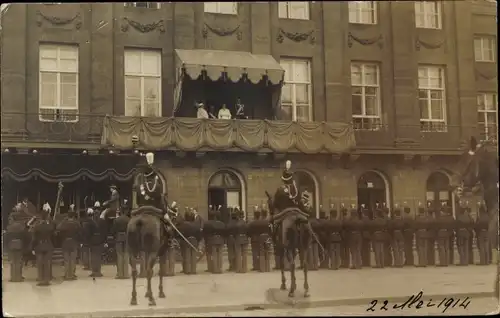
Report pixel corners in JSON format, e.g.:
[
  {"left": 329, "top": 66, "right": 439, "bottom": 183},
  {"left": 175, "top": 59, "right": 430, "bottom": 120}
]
[
  {"left": 288, "top": 248, "right": 296, "bottom": 298},
  {"left": 129, "top": 249, "right": 138, "bottom": 306},
  {"left": 302, "top": 225, "right": 310, "bottom": 298},
  {"left": 279, "top": 245, "right": 287, "bottom": 291},
  {"left": 158, "top": 249, "right": 166, "bottom": 298},
  {"left": 146, "top": 252, "right": 156, "bottom": 306}
]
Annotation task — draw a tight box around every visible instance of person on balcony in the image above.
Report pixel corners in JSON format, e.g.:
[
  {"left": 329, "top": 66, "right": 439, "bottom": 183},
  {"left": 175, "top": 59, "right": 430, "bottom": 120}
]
[
  {"left": 235, "top": 98, "right": 247, "bottom": 119},
  {"left": 208, "top": 105, "right": 217, "bottom": 119},
  {"left": 196, "top": 102, "right": 209, "bottom": 119},
  {"left": 218, "top": 104, "right": 232, "bottom": 120}
]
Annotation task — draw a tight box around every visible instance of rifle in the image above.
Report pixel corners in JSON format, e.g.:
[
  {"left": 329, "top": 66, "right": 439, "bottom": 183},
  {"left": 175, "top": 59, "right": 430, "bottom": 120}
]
[{"left": 53, "top": 182, "right": 64, "bottom": 221}]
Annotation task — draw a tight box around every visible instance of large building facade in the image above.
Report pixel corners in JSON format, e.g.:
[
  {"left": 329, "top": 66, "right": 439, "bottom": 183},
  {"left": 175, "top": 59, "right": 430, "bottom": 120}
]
[{"left": 1, "top": 1, "right": 497, "bottom": 219}]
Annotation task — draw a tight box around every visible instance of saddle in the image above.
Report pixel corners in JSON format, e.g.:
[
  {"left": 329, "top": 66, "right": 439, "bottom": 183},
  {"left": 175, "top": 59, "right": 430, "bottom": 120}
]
[
  {"left": 270, "top": 207, "right": 310, "bottom": 225},
  {"left": 130, "top": 205, "right": 172, "bottom": 235}
]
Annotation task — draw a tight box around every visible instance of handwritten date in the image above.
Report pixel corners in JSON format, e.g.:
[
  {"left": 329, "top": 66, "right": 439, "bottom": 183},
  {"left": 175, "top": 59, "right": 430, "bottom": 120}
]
[{"left": 366, "top": 291, "right": 471, "bottom": 313}]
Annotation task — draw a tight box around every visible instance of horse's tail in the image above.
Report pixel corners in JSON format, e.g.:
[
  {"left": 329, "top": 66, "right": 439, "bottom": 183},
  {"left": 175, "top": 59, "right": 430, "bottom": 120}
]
[{"left": 127, "top": 218, "right": 143, "bottom": 257}]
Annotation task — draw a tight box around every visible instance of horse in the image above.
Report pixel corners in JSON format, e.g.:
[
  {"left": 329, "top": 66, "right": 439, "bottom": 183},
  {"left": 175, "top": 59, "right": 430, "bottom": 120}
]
[
  {"left": 265, "top": 187, "right": 313, "bottom": 298},
  {"left": 452, "top": 136, "right": 499, "bottom": 297}
]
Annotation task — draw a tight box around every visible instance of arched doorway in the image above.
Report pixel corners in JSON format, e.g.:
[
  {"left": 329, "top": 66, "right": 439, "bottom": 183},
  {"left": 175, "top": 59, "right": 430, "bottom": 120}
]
[
  {"left": 208, "top": 169, "right": 245, "bottom": 212},
  {"left": 426, "top": 171, "right": 454, "bottom": 214},
  {"left": 357, "top": 170, "right": 390, "bottom": 219},
  {"left": 295, "top": 170, "right": 319, "bottom": 217}
]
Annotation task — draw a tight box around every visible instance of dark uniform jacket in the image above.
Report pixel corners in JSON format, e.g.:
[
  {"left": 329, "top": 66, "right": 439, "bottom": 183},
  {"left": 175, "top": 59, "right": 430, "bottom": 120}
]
[
  {"left": 6, "top": 221, "right": 29, "bottom": 250},
  {"left": 111, "top": 214, "right": 130, "bottom": 242},
  {"left": 456, "top": 211, "right": 473, "bottom": 238},
  {"left": 88, "top": 217, "right": 107, "bottom": 246},
  {"left": 32, "top": 219, "right": 56, "bottom": 252},
  {"left": 326, "top": 214, "right": 342, "bottom": 242},
  {"left": 80, "top": 216, "right": 94, "bottom": 247},
  {"left": 57, "top": 218, "right": 82, "bottom": 250},
  {"left": 104, "top": 190, "right": 120, "bottom": 211},
  {"left": 372, "top": 212, "right": 387, "bottom": 241},
  {"left": 390, "top": 212, "right": 405, "bottom": 240},
  {"left": 212, "top": 217, "right": 226, "bottom": 245}
]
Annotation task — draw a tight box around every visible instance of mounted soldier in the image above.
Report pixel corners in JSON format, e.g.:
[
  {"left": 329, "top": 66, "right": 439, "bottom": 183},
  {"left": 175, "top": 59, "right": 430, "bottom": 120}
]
[
  {"left": 280, "top": 160, "right": 310, "bottom": 212},
  {"left": 100, "top": 185, "right": 120, "bottom": 220}
]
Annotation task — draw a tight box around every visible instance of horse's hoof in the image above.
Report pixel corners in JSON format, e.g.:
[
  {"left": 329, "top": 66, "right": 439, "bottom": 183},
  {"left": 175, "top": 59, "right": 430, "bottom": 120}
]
[
  {"left": 130, "top": 299, "right": 137, "bottom": 306},
  {"left": 304, "top": 291, "right": 310, "bottom": 298},
  {"left": 288, "top": 291, "right": 295, "bottom": 298},
  {"left": 159, "top": 292, "right": 166, "bottom": 298},
  {"left": 149, "top": 299, "right": 156, "bottom": 306},
  {"left": 280, "top": 284, "right": 287, "bottom": 291}
]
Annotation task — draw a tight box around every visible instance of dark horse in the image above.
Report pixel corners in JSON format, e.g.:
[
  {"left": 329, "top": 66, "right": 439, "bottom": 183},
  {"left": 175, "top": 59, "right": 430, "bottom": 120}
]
[
  {"left": 453, "top": 136, "right": 498, "bottom": 296},
  {"left": 265, "top": 187, "right": 313, "bottom": 298},
  {"left": 127, "top": 166, "right": 174, "bottom": 306}
]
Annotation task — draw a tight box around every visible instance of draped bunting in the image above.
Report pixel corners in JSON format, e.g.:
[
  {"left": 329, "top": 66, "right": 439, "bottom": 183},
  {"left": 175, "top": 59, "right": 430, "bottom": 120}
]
[
  {"left": 1, "top": 167, "right": 137, "bottom": 183},
  {"left": 101, "top": 116, "right": 356, "bottom": 154}
]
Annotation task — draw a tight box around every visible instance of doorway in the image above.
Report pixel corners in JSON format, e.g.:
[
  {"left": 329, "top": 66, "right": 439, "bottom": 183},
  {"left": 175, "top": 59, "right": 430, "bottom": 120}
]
[
  {"left": 357, "top": 171, "right": 389, "bottom": 219},
  {"left": 207, "top": 170, "right": 243, "bottom": 211}
]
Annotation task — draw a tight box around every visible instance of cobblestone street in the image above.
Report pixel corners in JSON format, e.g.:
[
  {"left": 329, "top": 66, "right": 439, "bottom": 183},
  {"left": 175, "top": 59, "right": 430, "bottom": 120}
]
[{"left": 2, "top": 264, "right": 498, "bottom": 317}]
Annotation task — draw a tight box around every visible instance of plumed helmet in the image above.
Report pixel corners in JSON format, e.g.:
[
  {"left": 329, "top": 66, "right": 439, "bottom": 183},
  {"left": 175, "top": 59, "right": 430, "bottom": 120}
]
[
  {"left": 87, "top": 207, "right": 94, "bottom": 215},
  {"left": 42, "top": 202, "right": 52, "bottom": 213},
  {"left": 146, "top": 152, "right": 155, "bottom": 165},
  {"left": 94, "top": 201, "right": 101, "bottom": 208},
  {"left": 171, "top": 201, "right": 177, "bottom": 208},
  {"left": 285, "top": 160, "right": 291, "bottom": 169}
]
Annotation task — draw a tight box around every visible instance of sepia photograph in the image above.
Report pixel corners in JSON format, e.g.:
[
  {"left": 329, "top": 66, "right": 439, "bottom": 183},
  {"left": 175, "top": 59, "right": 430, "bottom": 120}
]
[{"left": 1, "top": 1, "right": 498, "bottom": 317}]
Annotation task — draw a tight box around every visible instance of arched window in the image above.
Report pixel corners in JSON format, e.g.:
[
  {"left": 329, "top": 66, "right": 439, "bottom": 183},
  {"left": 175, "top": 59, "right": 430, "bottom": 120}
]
[
  {"left": 426, "top": 171, "right": 452, "bottom": 210},
  {"left": 295, "top": 170, "right": 319, "bottom": 217},
  {"left": 357, "top": 170, "right": 390, "bottom": 218},
  {"left": 208, "top": 170, "right": 244, "bottom": 211}
]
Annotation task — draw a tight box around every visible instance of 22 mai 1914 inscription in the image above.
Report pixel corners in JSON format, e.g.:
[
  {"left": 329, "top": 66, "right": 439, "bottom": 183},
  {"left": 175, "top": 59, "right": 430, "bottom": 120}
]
[{"left": 366, "top": 291, "right": 471, "bottom": 313}]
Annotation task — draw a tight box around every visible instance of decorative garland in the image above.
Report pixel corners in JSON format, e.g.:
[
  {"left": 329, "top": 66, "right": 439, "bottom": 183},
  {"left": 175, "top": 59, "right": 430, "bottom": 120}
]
[
  {"left": 1, "top": 167, "right": 137, "bottom": 183},
  {"left": 36, "top": 10, "right": 82, "bottom": 29},
  {"left": 475, "top": 69, "right": 497, "bottom": 81},
  {"left": 276, "top": 28, "right": 315, "bottom": 44},
  {"left": 121, "top": 17, "right": 165, "bottom": 33},
  {"left": 202, "top": 23, "right": 242, "bottom": 40},
  {"left": 348, "top": 32, "right": 383, "bottom": 48},
  {"left": 415, "top": 37, "right": 445, "bottom": 51}
]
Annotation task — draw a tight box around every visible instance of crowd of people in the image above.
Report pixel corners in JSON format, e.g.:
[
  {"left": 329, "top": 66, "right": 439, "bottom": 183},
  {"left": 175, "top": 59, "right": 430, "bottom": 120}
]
[
  {"left": 195, "top": 98, "right": 248, "bottom": 120},
  {"left": 3, "top": 196, "right": 493, "bottom": 285}
]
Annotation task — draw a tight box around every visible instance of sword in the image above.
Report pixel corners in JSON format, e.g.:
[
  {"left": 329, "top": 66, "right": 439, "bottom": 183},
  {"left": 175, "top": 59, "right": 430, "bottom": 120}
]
[{"left": 164, "top": 216, "right": 199, "bottom": 253}]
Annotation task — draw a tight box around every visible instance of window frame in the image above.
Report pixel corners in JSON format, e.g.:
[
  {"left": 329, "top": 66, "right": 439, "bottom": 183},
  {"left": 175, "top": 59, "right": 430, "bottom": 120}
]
[
  {"left": 350, "top": 62, "right": 382, "bottom": 130},
  {"left": 124, "top": 2, "right": 161, "bottom": 9},
  {"left": 124, "top": 49, "right": 163, "bottom": 118},
  {"left": 477, "top": 92, "right": 498, "bottom": 141},
  {"left": 280, "top": 58, "right": 313, "bottom": 122},
  {"left": 278, "top": 1, "right": 310, "bottom": 20},
  {"left": 38, "top": 44, "right": 79, "bottom": 123},
  {"left": 415, "top": 1, "right": 442, "bottom": 30},
  {"left": 474, "top": 36, "right": 496, "bottom": 62},
  {"left": 348, "top": 1, "right": 377, "bottom": 25},
  {"left": 418, "top": 65, "right": 447, "bottom": 132},
  {"left": 203, "top": 2, "right": 238, "bottom": 15}
]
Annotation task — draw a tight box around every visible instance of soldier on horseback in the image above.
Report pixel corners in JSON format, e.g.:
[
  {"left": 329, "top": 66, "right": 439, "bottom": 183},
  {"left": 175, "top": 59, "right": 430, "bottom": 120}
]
[{"left": 282, "top": 160, "right": 298, "bottom": 203}]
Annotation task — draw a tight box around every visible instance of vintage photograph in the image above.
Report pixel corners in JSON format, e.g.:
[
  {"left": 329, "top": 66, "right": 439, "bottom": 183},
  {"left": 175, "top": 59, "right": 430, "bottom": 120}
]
[{"left": 1, "top": 1, "right": 498, "bottom": 317}]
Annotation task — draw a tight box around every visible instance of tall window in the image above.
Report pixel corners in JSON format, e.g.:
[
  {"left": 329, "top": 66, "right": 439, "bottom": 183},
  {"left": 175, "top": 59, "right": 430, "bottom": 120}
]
[
  {"left": 280, "top": 59, "right": 312, "bottom": 122},
  {"left": 415, "top": 1, "right": 442, "bottom": 29},
  {"left": 278, "top": 2, "right": 309, "bottom": 20},
  {"left": 474, "top": 36, "right": 496, "bottom": 62},
  {"left": 477, "top": 93, "right": 498, "bottom": 141},
  {"left": 124, "top": 2, "right": 160, "bottom": 9},
  {"left": 349, "top": 1, "right": 377, "bottom": 24},
  {"left": 204, "top": 2, "right": 238, "bottom": 15},
  {"left": 39, "top": 44, "right": 79, "bottom": 122},
  {"left": 351, "top": 62, "right": 381, "bottom": 130},
  {"left": 418, "top": 65, "right": 447, "bottom": 132},
  {"left": 124, "top": 49, "right": 162, "bottom": 117}
]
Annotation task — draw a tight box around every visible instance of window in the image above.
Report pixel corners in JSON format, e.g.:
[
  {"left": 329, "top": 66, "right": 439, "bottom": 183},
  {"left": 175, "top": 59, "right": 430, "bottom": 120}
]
[
  {"left": 39, "top": 44, "right": 79, "bottom": 122},
  {"left": 204, "top": 2, "right": 238, "bottom": 15},
  {"left": 280, "top": 59, "right": 312, "bottom": 122},
  {"left": 349, "top": 1, "right": 377, "bottom": 24},
  {"left": 418, "top": 65, "right": 447, "bottom": 132},
  {"left": 278, "top": 2, "right": 309, "bottom": 20},
  {"left": 477, "top": 93, "right": 498, "bottom": 141},
  {"left": 351, "top": 62, "right": 381, "bottom": 130},
  {"left": 415, "top": 1, "right": 442, "bottom": 29},
  {"left": 474, "top": 36, "right": 496, "bottom": 62},
  {"left": 124, "top": 2, "right": 160, "bottom": 9},
  {"left": 124, "top": 49, "right": 162, "bottom": 117}
]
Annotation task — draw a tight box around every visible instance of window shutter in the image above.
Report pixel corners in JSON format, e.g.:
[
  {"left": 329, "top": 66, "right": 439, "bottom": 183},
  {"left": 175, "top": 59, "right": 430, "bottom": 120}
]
[{"left": 278, "top": 2, "right": 287, "bottom": 18}]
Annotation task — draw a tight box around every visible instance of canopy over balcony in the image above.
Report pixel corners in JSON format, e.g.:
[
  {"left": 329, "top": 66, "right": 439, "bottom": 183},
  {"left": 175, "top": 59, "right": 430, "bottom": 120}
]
[
  {"left": 101, "top": 117, "right": 356, "bottom": 154},
  {"left": 173, "top": 49, "right": 285, "bottom": 116}
]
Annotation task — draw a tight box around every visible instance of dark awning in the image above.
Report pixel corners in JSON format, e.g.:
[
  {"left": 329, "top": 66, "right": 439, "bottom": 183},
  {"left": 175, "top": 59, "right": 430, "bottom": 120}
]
[{"left": 175, "top": 49, "right": 284, "bottom": 84}]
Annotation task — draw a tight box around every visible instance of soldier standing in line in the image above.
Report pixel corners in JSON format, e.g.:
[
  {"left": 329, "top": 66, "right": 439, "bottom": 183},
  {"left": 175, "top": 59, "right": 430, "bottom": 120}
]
[
  {"left": 456, "top": 201, "right": 472, "bottom": 266},
  {"left": 57, "top": 209, "right": 82, "bottom": 280},
  {"left": 225, "top": 208, "right": 238, "bottom": 272},
  {"left": 258, "top": 207, "right": 272, "bottom": 272},
  {"left": 360, "top": 204, "right": 371, "bottom": 267},
  {"left": 436, "top": 204, "right": 449, "bottom": 266},
  {"left": 249, "top": 206, "right": 261, "bottom": 271},
  {"left": 178, "top": 208, "right": 189, "bottom": 274},
  {"left": 371, "top": 205, "right": 387, "bottom": 268},
  {"left": 32, "top": 208, "right": 56, "bottom": 286},
  {"left": 415, "top": 205, "right": 428, "bottom": 267},
  {"left": 382, "top": 203, "right": 393, "bottom": 267},
  {"left": 318, "top": 205, "right": 330, "bottom": 269},
  {"left": 475, "top": 202, "right": 490, "bottom": 265},
  {"left": 402, "top": 204, "right": 415, "bottom": 266},
  {"left": 204, "top": 207, "right": 216, "bottom": 273},
  {"left": 467, "top": 204, "right": 476, "bottom": 265},
  {"left": 445, "top": 204, "right": 456, "bottom": 265},
  {"left": 81, "top": 203, "right": 97, "bottom": 270},
  {"left": 188, "top": 208, "right": 203, "bottom": 275},
  {"left": 89, "top": 208, "right": 106, "bottom": 278},
  {"left": 426, "top": 202, "right": 437, "bottom": 266},
  {"left": 234, "top": 209, "right": 249, "bottom": 273},
  {"left": 390, "top": 205, "right": 405, "bottom": 267},
  {"left": 6, "top": 211, "right": 30, "bottom": 282},
  {"left": 347, "top": 204, "right": 362, "bottom": 269},
  {"left": 212, "top": 209, "right": 225, "bottom": 273},
  {"left": 328, "top": 204, "right": 342, "bottom": 270},
  {"left": 309, "top": 211, "right": 321, "bottom": 271},
  {"left": 111, "top": 209, "right": 130, "bottom": 279},
  {"left": 340, "top": 204, "right": 350, "bottom": 268}
]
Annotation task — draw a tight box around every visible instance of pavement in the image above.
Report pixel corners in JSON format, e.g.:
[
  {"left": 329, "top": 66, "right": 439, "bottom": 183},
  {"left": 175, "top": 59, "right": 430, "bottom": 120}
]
[{"left": 2, "top": 263, "right": 499, "bottom": 317}]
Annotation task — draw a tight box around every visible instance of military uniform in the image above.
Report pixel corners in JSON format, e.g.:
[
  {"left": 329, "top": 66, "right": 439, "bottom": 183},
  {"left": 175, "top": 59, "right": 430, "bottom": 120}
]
[
  {"left": 390, "top": 208, "right": 405, "bottom": 267},
  {"left": 340, "top": 207, "right": 350, "bottom": 268},
  {"left": 382, "top": 205, "right": 393, "bottom": 267},
  {"left": 111, "top": 212, "right": 130, "bottom": 279},
  {"left": 308, "top": 215, "right": 321, "bottom": 270},
  {"left": 89, "top": 215, "right": 106, "bottom": 277},
  {"left": 32, "top": 211, "right": 56, "bottom": 286},
  {"left": 475, "top": 205, "right": 490, "bottom": 265},
  {"left": 57, "top": 211, "right": 82, "bottom": 280},
  {"left": 347, "top": 208, "right": 362, "bottom": 269},
  {"left": 225, "top": 210, "right": 237, "bottom": 272},
  {"left": 402, "top": 206, "right": 415, "bottom": 266},
  {"left": 445, "top": 206, "right": 456, "bottom": 265},
  {"left": 327, "top": 208, "right": 342, "bottom": 270},
  {"left": 204, "top": 210, "right": 216, "bottom": 273},
  {"left": 81, "top": 206, "right": 98, "bottom": 270},
  {"left": 211, "top": 212, "right": 225, "bottom": 273},
  {"left": 371, "top": 208, "right": 387, "bottom": 268},
  {"left": 101, "top": 185, "right": 120, "bottom": 220},
  {"left": 318, "top": 208, "right": 330, "bottom": 269},
  {"left": 258, "top": 209, "right": 272, "bottom": 272},
  {"left": 426, "top": 206, "right": 437, "bottom": 266},
  {"left": 249, "top": 208, "right": 261, "bottom": 271},
  {"left": 456, "top": 205, "right": 473, "bottom": 266},
  {"left": 6, "top": 212, "right": 30, "bottom": 282},
  {"left": 234, "top": 211, "right": 249, "bottom": 273},
  {"left": 360, "top": 207, "right": 372, "bottom": 267},
  {"left": 180, "top": 210, "right": 201, "bottom": 275},
  {"left": 415, "top": 208, "right": 429, "bottom": 267},
  {"left": 436, "top": 208, "right": 450, "bottom": 266}
]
